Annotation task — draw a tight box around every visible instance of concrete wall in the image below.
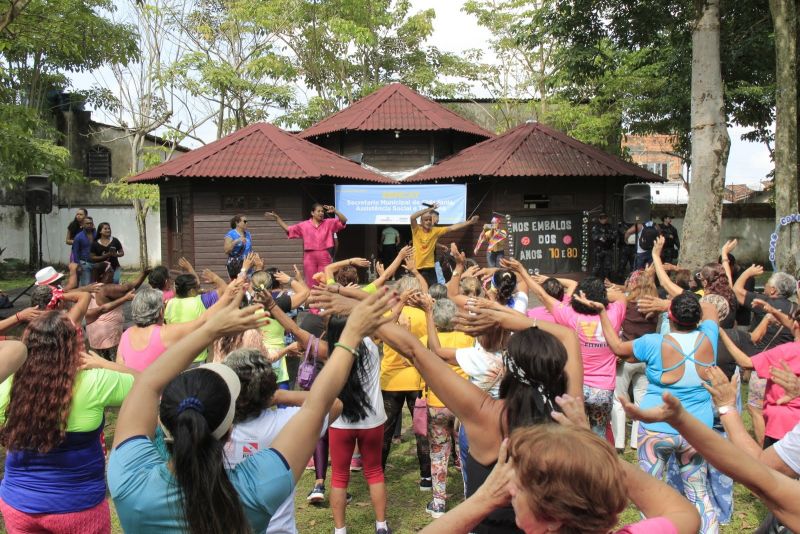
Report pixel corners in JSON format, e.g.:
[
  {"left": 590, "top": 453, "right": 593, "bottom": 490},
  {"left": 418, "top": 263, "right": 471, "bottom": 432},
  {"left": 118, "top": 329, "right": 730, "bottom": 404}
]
[
  {"left": 0, "top": 202, "right": 162, "bottom": 269},
  {"left": 653, "top": 204, "right": 774, "bottom": 265}
]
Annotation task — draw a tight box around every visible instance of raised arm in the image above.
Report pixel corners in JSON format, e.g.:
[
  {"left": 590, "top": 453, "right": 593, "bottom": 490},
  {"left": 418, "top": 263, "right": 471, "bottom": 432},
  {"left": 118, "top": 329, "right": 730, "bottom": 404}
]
[
  {"left": 371, "top": 245, "right": 412, "bottom": 288},
  {"left": 264, "top": 211, "right": 290, "bottom": 233},
  {"left": 64, "top": 291, "right": 91, "bottom": 325},
  {"left": 734, "top": 264, "right": 763, "bottom": 306},
  {"left": 403, "top": 254, "right": 428, "bottom": 293},
  {"left": 270, "top": 290, "right": 396, "bottom": 482},
  {"left": 501, "top": 258, "right": 560, "bottom": 312},
  {"left": 720, "top": 240, "right": 737, "bottom": 286},
  {"left": 85, "top": 291, "right": 134, "bottom": 325},
  {"left": 323, "top": 257, "right": 370, "bottom": 283},
  {"left": 409, "top": 204, "right": 437, "bottom": 229},
  {"left": 652, "top": 236, "right": 684, "bottom": 298},
  {"left": 0, "top": 307, "right": 43, "bottom": 335},
  {"left": 703, "top": 367, "right": 798, "bottom": 477},
  {"left": 323, "top": 204, "right": 347, "bottom": 224},
  {"left": 571, "top": 292, "right": 635, "bottom": 359},
  {"left": 113, "top": 285, "right": 266, "bottom": 447},
  {"left": 624, "top": 392, "right": 800, "bottom": 531},
  {"left": 0, "top": 340, "right": 27, "bottom": 384},
  {"left": 441, "top": 215, "right": 480, "bottom": 236}
]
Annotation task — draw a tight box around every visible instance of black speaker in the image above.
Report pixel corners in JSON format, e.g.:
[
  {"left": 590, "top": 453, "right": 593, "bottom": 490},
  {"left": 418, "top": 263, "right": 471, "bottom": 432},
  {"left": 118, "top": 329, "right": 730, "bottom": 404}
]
[
  {"left": 25, "top": 175, "right": 53, "bottom": 214},
  {"left": 623, "top": 183, "right": 651, "bottom": 223}
]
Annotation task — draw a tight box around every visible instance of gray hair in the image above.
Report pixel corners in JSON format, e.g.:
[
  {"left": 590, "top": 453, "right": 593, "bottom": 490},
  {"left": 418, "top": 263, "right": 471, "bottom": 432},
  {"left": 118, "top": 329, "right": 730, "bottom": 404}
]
[
  {"left": 397, "top": 275, "right": 421, "bottom": 293},
  {"left": 767, "top": 272, "right": 797, "bottom": 299},
  {"left": 131, "top": 288, "right": 164, "bottom": 327},
  {"left": 433, "top": 298, "right": 457, "bottom": 332},
  {"left": 428, "top": 283, "right": 448, "bottom": 300}
]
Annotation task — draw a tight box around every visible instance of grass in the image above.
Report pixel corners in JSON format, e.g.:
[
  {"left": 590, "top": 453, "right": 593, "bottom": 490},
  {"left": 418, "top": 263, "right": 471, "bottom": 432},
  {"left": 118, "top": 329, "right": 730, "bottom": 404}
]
[{"left": 0, "top": 404, "right": 769, "bottom": 534}]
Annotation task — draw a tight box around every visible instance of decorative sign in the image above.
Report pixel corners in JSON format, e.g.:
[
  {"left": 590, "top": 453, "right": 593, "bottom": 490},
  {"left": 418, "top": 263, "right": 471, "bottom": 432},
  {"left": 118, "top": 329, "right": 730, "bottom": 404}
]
[
  {"left": 509, "top": 213, "right": 585, "bottom": 273},
  {"left": 334, "top": 184, "right": 467, "bottom": 225},
  {"left": 769, "top": 213, "right": 800, "bottom": 270}
]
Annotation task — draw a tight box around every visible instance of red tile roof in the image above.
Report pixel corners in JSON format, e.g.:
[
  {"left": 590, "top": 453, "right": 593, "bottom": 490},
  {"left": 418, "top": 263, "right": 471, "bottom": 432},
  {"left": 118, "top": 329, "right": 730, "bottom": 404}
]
[
  {"left": 128, "top": 122, "right": 393, "bottom": 183},
  {"left": 299, "top": 83, "right": 494, "bottom": 139},
  {"left": 406, "top": 121, "right": 664, "bottom": 182}
]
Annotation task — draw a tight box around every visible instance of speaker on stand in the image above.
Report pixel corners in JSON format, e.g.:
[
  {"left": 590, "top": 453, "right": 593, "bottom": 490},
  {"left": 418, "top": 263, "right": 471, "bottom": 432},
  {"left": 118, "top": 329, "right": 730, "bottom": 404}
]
[
  {"left": 622, "top": 183, "right": 651, "bottom": 224},
  {"left": 25, "top": 175, "right": 53, "bottom": 270}
]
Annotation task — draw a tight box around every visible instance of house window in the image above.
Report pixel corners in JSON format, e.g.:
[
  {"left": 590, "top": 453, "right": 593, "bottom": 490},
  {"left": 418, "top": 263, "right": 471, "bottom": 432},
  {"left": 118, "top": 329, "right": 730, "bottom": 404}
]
[
  {"left": 641, "top": 162, "right": 668, "bottom": 179},
  {"left": 523, "top": 194, "right": 549, "bottom": 209},
  {"left": 86, "top": 145, "right": 112, "bottom": 181}
]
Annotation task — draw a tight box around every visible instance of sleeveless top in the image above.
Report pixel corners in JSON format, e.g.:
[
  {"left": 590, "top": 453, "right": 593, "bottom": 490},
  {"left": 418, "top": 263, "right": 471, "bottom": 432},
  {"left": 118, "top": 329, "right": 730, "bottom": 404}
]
[
  {"left": 465, "top": 453, "right": 523, "bottom": 534},
  {"left": 86, "top": 296, "right": 124, "bottom": 349},
  {"left": 119, "top": 326, "right": 167, "bottom": 371}
]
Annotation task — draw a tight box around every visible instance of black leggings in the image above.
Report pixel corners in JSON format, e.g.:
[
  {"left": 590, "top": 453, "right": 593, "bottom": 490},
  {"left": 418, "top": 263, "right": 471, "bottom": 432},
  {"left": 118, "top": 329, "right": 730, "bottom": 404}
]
[{"left": 381, "top": 390, "right": 431, "bottom": 477}]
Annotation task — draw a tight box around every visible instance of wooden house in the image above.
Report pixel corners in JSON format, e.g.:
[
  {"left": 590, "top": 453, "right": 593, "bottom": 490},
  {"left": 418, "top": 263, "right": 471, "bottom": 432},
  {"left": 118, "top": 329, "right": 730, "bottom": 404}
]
[{"left": 131, "top": 84, "right": 662, "bottom": 277}]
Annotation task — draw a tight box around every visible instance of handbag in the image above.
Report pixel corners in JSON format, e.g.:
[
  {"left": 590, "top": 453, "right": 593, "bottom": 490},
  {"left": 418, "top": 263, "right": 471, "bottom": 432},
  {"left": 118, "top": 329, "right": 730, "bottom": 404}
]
[
  {"left": 412, "top": 394, "right": 428, "bottom": 436},
  {"left": 296, "top": 335, "right": 320, "bottom": 390}
]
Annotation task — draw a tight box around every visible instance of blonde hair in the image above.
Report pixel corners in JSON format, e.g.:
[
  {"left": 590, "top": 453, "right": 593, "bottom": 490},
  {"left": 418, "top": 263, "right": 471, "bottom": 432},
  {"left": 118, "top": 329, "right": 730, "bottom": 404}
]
[{"left": 509, "top": 425, "right": 627, "bottom": 534}]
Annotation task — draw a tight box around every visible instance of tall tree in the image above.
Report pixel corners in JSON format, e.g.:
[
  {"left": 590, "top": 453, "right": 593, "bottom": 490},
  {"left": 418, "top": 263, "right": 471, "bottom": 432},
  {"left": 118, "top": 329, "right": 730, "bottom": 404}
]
[
  {"left": 680, "top": 0, "right": 730, "bottom": 269},
  {"left": 769, "top": 0, "right": 798, "bottom": 272}
]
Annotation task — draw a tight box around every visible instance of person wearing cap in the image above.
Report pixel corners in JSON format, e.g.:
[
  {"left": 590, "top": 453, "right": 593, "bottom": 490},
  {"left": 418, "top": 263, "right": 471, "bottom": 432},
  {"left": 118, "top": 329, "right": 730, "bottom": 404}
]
[
  {"left": 590, "top": 212, "right": 616, "bottom": 279},
  {"left": 474, "top": 216, "right": 508, "bottom": 268},
  {"left": 71, "top": 216, "right": 97, "bottom": 287},
  {"left": 0, "top": 312, "right": 137, "bottom": 532},
  {"left": 659, "top": 215, "right": 680, "bottom": 264},
  {"left": 107, "top": 282, "right": 398, "bottom": 534}
]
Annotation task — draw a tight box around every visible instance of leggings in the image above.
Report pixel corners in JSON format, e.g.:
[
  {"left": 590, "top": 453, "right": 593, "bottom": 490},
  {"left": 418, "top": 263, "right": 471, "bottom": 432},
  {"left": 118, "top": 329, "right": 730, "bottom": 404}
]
[
  {"left": 0, "top": 497, "right": 111, "bottom": 534},
  {"left": 314, "top": 429, "right": 330, "bottom": 481},
  {"left": 583, "top": 385, "right": 614, "bottom": 439},
  {"left": 428, "top": 406, "right": 456, "bottom": 502},
  {"left": 381, "top": 390, "right": 431, "bottom": 477},
  {"left": 329, "top": 425, "right": 384, "bottom": 489},
  {"left": 302, "top": 249, "right": 332, "bottom": 288},
  {"left": 638, "top": 427, "right": 719, "bottom": 533}
]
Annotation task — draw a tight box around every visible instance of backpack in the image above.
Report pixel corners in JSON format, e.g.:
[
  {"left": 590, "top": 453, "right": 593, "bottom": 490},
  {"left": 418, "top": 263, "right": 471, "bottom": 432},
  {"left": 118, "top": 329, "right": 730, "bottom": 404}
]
[{"left": 638, "top": 225, "right": 661, "bottom": 250}]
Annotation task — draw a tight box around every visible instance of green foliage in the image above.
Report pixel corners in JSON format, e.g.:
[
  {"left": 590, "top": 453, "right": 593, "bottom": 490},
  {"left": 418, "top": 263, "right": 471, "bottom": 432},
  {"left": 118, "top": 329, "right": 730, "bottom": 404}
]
[
  {"left": 542, "top": 0, "right": 775, "bottom": 164},
  {"left": 101, "top": 181, "right": 159, "bottom": 214},
  {"left": 0, "top": 0, "right": 139, "bottom": 185}
]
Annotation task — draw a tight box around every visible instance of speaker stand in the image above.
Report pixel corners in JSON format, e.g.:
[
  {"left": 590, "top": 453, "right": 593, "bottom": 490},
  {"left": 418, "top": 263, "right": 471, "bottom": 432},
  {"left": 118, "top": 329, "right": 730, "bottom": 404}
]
[{"left": 38, "top": 212, "right": 43, "bottom": 270}]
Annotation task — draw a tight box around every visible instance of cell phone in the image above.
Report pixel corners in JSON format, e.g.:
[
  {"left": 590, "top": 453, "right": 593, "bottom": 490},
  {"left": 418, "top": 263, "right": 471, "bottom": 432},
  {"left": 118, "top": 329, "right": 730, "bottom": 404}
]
[{"left": 108, "top": 246, "right": 117, "bottom": 254}]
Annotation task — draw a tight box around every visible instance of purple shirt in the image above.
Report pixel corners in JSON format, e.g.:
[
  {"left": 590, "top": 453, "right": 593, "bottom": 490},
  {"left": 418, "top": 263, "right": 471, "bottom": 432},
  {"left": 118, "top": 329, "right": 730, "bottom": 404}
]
[{"left": 287, "top": 218, "right": 345, "bottom": 251}]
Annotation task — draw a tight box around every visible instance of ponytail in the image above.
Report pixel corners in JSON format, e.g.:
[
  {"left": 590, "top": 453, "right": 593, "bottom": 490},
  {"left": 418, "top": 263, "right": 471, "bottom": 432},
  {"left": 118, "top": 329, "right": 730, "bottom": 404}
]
[{"left": 160, "top": 369, "right": 251, "bottom": 534}]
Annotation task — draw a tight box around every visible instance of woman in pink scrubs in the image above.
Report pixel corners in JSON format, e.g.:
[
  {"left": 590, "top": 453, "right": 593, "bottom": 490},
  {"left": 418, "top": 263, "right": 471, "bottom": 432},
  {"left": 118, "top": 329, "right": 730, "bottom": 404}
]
[{"left": 265, "top": 204, "right": 347, "bottom": 287}]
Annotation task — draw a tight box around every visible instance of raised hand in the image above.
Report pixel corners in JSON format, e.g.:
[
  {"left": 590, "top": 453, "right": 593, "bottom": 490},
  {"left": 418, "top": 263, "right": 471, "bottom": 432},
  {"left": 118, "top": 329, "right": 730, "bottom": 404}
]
[
  {"left": 178, "top": 257, "right": 193, "bottom": 272},
  {"left": 79, "top": 350, "right": 109, "bottom": 371},
  {"left": 348, "top": 257, "right": 371, "bottom": 268},
  {"left": 206, "top": 290, "right": 269, "bottom": 336},
  {"left": 745, "top": 264, "right": 764, "bottom": 277},
  {"left": 293, "top": 265, "right": 302, "bottom": 281},
  {"left": 403, "top": 254, "right": 418, "bottom": 273},
  {"left": 721, "top": 238, "right": 738, "bottom": 256},
  {"left": 572, "top": 291, "right": 605, "bottom": 312},
  {"left": 463, "top": 265, "right": 480, "bottom": 279},
  {"left": 449, "top": 242, "right": 466, "bottom": 265},
  {"left": 473, "top": 439, "right": 512, "bottom": 508},
  {"left": 307, "top": 290, "right": 359, "bottom": 316},
  {"left": 637, "top": 295, "right": 670, "bottom": 315},
  {"left": 770, "top": 360, "right": 800, "bottom": 405},
  {"left": 550, "top": 394, "right": 590, "bottom": 429},
  {"left": 499, "top": 257, "right": 524, "bottom": 273},
  {"left": 242, "top": 252, "right": 257, "bottom": 272},
  {"left": 274, "top": 271, "right": 292, "bottom": 285},
  {"left": 701, "top": 366, "right": 738, "bottom": 408},
  {"left": 652, "top": 235, "right": 665, "bottom": 256},
  {"left": 16, "top": 306, "right": 44, "bottom": 322},
  {"left": 264, "top": 211, "right": 279, "bottom": 220},
  {"left": 453, "top": 308, "right": 499, "bottom": 336},
  {"left": 323, "top": 205, "right": 336, "bottom": 214},
  {"left": 343, "top": 288, "right": 400, "bottom": 339},
  {"left": 622, "top": 391, "right": 684, "bottom": 425},
  {"left": 375, "top": 261, "right": 385, "bottom": 277}
]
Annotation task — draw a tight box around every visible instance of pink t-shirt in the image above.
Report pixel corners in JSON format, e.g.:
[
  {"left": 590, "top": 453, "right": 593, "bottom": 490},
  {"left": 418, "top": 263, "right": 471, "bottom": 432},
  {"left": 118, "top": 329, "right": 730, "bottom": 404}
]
[
  {"left": 615, "top": 517, "right": 677, "bottom": 533},
  {"left": 751, "top": 340, "right": 800, "bottom": 440},
  {"left": 287, "top": 218, "right": 345, "bottom": 251},
  {"left": 527, "top": 295, "right": 570, "bottom": 323},
  {"left": 86, "top": 297, "right": 124, "bottom": 349},
  {"left": 162, "top": 289, "right": 175, "bottom": 302},
  {"left": 552, "top": 299, "right": 626, "bottom": 390}
]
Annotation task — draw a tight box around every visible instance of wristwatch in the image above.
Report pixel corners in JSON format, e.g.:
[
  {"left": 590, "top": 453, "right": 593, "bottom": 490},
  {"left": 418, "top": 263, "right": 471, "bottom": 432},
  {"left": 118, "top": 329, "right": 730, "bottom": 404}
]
[{"left": 718, "top": 405, "right": 736, "bottom": 416}]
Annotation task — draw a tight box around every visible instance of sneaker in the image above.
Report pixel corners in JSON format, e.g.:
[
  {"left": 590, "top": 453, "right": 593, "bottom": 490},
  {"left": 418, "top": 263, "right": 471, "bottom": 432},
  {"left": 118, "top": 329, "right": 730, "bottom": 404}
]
[
  {"left": 350, "top": 454, "right": 363, "bottom": 472},
  {"left": 307, "top": 484, "right": 325, "bottom": 504},
  {"left": 425, "top": 500, "right": 445, "bottom": 519},
  {"left": 306, "top": 458, "right": 315, "bottom": 470},
  {"left": 419, "top": 477, "right": 432, "bottom": 491},
  {"left": 346, "top": 492, "right": 353, "bottom": 504},
  {"left": 376, "top": 526, "right": 392, "bottom": 534}
]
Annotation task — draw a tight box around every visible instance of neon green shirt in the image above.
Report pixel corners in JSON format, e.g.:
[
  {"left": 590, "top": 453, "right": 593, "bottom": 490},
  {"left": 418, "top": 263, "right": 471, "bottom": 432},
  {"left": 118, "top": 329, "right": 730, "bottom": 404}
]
[{"left": 164, "top": 295, "right": 207, "bottom": 363}]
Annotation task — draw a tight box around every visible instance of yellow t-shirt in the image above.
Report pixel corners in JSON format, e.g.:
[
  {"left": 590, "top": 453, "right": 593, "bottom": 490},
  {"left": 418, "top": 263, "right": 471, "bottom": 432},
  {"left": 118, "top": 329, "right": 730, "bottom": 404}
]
[
  {"left": 380, "top": 306, "right": 427, "bottom": 391},
  {"left": 412, "top": 226, "right": 448, "bottom": 269},
  {"left": 419, "top": 331, "right": 474, "bottom": 408}
]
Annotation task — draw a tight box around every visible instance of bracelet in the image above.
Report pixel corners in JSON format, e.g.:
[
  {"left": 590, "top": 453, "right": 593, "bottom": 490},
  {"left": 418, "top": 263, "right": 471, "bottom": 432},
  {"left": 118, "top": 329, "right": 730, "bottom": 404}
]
[{"left": 334, "top": 342, "right": 358, "bottom": 357}]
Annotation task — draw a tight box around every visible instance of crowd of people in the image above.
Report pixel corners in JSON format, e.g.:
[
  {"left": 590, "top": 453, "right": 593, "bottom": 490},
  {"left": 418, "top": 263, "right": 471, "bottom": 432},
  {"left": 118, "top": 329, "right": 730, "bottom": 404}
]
[{"left": 0, "top": 202, "right": 798, "bottom": 534}]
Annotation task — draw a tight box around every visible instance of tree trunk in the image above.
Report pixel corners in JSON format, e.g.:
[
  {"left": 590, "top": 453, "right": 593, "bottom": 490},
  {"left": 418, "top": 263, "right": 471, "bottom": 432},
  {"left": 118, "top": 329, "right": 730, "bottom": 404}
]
[
  {"left": 770, "top": 0, "right": 799, "bottom": 272},
  {"left": 679, "top": 0, "right": 730, "bottom": 270},
  {"left": 134, "top": 198, "right": 149, "bottom": 271}
]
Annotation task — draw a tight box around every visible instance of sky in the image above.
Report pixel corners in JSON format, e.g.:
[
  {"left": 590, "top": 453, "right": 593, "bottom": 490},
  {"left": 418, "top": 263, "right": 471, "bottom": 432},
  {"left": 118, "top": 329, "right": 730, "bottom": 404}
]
[{"left": 70, "top": 0, "right": 774, "bottom": 187}]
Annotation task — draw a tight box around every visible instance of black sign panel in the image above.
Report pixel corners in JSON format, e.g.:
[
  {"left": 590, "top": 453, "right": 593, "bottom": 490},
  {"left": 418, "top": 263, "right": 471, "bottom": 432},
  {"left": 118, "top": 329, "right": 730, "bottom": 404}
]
[{"left": 510, "top": 214, "right": 584, "bottom": 273}]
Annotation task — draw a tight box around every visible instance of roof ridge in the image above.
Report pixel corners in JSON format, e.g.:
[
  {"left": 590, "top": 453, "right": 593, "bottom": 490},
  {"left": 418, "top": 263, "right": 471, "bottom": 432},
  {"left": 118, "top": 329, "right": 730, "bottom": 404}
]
[
  {"left": 348, "top": 84, "right": 400, "bottom": 130},
  {"left": 481, "top": 123, "right": 530, "bottom": 175},
  {"left": 254, "top": 123, "right": 318, "bottom": 177}
]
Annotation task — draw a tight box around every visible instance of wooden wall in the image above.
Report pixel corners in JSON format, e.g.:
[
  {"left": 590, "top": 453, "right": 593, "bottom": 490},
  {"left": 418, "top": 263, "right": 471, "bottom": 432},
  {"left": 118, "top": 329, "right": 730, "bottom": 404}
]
[{"left": 159, "top": 179, "right": 194, "bottom": 269}]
